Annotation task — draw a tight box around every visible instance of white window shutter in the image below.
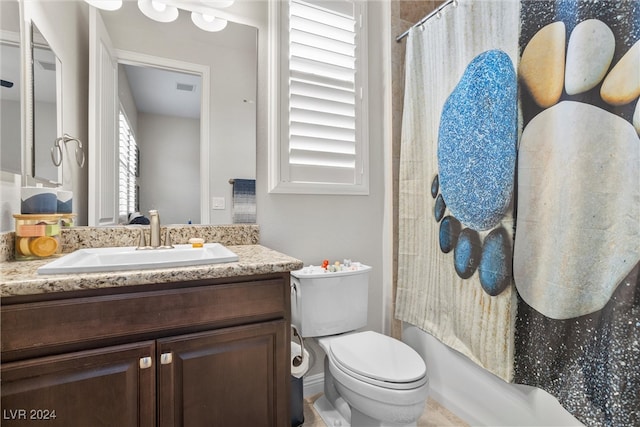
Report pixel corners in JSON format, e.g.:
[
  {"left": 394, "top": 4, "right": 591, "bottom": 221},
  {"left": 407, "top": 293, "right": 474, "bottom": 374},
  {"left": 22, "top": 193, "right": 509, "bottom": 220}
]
[
  {"left": 118, "top": 110, "right": 138, "bottom": 222},
  {"left": 273, "top": 0, "right": 368, "bottom": 194}
]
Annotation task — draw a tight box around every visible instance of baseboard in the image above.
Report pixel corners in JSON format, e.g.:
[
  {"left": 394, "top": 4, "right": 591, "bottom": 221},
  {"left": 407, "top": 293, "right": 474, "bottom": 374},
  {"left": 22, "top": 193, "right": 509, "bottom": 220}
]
[{"left": 303, "top": 373, "right": 324, "bottom": 398}]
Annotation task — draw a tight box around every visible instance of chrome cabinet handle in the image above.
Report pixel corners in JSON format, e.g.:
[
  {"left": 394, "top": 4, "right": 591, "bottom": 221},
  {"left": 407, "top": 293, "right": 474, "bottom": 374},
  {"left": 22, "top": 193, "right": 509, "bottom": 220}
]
[
  {"left": 139, "top": 356, "right": 153, "bottom": 369},
  {"left": 161, "top": 352, "right": 173, "bottom": 365}
]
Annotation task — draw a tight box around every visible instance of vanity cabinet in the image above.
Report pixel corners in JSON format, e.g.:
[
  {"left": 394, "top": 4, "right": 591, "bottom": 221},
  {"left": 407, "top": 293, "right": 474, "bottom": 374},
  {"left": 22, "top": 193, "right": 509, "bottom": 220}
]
[{"left": 1, "top": 273, "right": 291, "bottom": 427}]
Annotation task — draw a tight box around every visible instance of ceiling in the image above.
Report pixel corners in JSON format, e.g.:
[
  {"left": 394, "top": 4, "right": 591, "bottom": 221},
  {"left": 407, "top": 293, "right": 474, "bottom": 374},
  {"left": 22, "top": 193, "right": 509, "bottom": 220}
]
[{"left": 122, "top": 64, "right": 202, "bottom": 119}]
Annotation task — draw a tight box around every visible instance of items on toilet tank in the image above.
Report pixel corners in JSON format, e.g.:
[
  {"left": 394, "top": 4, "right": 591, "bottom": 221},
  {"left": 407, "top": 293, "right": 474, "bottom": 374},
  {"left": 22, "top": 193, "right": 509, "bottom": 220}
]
[
  {"left": 319, "top": 259, "right": 356, "bottom": 272},
  {"left": 290, "top": 262, "right": 371, "bottom": 337},
  {"left": 13, "top": 214, "right": 62, "bottom": 260}
]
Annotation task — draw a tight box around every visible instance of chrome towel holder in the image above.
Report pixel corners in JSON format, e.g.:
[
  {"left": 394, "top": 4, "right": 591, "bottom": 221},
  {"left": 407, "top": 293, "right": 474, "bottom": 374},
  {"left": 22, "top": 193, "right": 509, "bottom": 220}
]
[{"left": 51, "top": 134, "right": 85, "bottom": 168}]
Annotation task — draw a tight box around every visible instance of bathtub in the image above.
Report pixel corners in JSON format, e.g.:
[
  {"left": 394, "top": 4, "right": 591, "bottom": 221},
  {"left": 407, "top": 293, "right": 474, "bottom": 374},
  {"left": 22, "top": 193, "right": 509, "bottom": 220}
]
[{"left": 402, "top": 323, "right": 583, "bottom": 426}]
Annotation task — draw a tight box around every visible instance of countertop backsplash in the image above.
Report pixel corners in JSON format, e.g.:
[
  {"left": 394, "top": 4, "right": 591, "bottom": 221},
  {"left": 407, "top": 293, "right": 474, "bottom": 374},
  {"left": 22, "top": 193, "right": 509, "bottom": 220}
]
[{"left": 0, "top": 224, "right": 260, "bottom": 263}]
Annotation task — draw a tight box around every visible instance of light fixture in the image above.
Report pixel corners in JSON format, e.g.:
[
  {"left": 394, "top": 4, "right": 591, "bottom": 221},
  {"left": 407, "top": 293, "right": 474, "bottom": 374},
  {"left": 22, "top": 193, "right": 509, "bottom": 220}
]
[
  {"left": 85, "top": 0, "right": 234, "bottom": 33},
  {"left": 84, "top": 0, "right": 122, "bottom": 11},
  {"left": 137, "top": 0, "right": 179, "bottom": 23},
  {"left": 191, "top": 12, "right": 228, "bottom": 32}
]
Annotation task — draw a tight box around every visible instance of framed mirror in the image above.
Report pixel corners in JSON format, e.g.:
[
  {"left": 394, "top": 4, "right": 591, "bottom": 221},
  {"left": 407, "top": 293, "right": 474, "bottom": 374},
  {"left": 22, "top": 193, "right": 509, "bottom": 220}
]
[
  {"left": 31, "top": 22, "right": 62, "bottom": 183},
  {"left": 0, "top": 0, "right": 21, "bottom": 175}
]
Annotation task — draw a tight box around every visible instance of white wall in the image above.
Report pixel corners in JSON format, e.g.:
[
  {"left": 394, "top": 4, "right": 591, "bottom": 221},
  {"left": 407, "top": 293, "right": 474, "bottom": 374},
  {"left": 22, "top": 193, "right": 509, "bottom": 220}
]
[
  {"left": 0, "top": 171, "right": 21, "bottom": 231},
  {"left": 33, "top": 101, "right": 57, "bottom": 181},
  {"left": 137, "top": 113, "right": 200, "bottom": 225},
  {"left": 1, "top": 99, "right": 21, "bottom": 175},
  {"left": 0, "top": 1, "right": 23, "bottom": 232},
  {"left": 118, "top": 64, "right": 137, "bottom": 132}
]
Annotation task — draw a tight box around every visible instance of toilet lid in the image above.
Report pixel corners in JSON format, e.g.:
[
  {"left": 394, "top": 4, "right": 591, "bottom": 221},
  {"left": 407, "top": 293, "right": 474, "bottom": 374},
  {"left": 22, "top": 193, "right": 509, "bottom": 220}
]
[{"left": 328, "top": 331, "right": 427, "bottom": 386}]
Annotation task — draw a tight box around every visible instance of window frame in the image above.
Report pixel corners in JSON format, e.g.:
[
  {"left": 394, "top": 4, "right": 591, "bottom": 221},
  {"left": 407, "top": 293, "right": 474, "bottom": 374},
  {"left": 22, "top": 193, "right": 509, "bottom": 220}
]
[{"left": 268, "top": 0, "right": 369, "bottom": 195}]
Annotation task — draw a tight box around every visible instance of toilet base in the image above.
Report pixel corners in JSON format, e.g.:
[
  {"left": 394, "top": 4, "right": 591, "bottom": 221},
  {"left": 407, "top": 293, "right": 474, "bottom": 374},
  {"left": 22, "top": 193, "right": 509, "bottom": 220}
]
[
  {"left": 314, "top": 394, "right": 420, "bottom": 427},
  {"left": 314, "top": 395, "right": 350, "bottom": 427},
  {"left": 351, "top": 407, "right": 418, "bottom": 427}
]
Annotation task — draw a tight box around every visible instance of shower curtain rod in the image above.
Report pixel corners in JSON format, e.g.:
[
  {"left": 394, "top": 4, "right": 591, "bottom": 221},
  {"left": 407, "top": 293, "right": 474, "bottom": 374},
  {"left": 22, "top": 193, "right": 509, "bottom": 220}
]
[{"left": 396, "top": 0, "right": 456, "bottom": 42}]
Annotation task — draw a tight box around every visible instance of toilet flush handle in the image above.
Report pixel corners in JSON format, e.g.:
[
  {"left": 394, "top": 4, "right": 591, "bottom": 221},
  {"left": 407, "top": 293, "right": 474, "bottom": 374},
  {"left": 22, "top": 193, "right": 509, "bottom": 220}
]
[{"left": 291, "top": 325, "right": 304, "bottom": 367}]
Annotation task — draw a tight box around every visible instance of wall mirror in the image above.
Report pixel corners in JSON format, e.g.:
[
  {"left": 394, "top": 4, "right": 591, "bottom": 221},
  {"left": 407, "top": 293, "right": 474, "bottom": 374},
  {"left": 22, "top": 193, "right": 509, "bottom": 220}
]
[
  {"left": 0, "top": 0, "right": 21, "bottom": 175},
  {"left": 90, "top": 2, "right": 257, "bottom": 226},
  {"left": 31, "top": 22, "right": 62, "bottom": 184}
]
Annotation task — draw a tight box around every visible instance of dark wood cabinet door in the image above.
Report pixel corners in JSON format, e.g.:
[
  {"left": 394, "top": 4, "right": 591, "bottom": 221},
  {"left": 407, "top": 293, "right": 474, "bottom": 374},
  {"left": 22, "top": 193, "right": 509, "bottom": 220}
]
[
  {"left": 158, "top": 320, "right": 289, "bottom": 427},
  {"left": 1, "top": 341, "right": 156, "bottom": 427}
]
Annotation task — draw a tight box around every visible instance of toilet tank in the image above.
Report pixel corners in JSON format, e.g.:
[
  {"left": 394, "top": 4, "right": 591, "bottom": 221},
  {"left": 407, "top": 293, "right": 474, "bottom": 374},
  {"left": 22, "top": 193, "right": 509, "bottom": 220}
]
[{"left": 291, "top": 264, "right": 371, "bottom": 337}]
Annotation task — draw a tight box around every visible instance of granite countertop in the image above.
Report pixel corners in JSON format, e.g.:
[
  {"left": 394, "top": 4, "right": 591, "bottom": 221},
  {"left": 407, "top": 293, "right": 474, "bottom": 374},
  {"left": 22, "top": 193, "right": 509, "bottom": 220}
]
[{"left": 0, "top": 245, "right": 303, "bottom": 298}]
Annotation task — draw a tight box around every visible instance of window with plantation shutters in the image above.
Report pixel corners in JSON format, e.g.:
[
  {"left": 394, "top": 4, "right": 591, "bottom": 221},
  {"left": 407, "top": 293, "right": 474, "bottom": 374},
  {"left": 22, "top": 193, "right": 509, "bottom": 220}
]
[
  {"left": 270, "top": 0, "right": 368, "bottom": 194},
  {"left": 118, "top": 109, "right": 138, "bottom": 222}
]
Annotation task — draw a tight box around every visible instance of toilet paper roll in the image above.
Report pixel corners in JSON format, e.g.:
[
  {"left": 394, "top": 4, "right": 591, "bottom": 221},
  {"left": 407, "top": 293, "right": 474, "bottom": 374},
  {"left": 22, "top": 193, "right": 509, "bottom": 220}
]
[{"left": 291, "top": 341, "right": 310, "bottom": 378}]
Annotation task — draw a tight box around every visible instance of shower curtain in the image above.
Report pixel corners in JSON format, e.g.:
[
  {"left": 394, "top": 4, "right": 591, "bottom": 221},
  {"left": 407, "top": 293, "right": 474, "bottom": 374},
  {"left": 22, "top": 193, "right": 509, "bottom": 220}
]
[
  {"left": 396, "top": 0, "right": 639, "bottom": 425},
  {"left": 396, "top": 0, "right": 520, "bottom": 382}
]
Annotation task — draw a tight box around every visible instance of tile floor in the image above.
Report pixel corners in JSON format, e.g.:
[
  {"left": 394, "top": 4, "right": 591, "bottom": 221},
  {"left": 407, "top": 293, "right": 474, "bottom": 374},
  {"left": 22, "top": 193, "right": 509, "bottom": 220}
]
[{"left": 302, "top": 393, "right": 469, "bottom": 427}]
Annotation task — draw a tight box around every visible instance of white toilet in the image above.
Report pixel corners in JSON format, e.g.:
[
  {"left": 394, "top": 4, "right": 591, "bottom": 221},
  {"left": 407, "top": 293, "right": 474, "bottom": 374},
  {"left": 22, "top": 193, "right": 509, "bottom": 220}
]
[{"left": 291, "top": 264, "right": 429, "bottom": 427}]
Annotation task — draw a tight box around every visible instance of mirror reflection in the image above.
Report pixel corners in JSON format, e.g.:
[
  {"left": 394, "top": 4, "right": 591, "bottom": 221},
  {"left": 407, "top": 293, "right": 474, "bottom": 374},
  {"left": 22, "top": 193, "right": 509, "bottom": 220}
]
[
  {"left": 94, "top": 3, "right": 257, "bottom": 225},
  {"left": 0, "top": 0, "right": 21, "bottom": 175},
  {"left": 32, "top": 22, "right": 61, "bottom": 183},
  {"left": 118, "top": 63, "right": 202, "bottom": 225}
]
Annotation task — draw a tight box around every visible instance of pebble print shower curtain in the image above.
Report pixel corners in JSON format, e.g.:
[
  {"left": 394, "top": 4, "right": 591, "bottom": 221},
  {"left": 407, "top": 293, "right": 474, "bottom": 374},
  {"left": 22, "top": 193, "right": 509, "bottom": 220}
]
[
  {"left": 396, "top": 1, "right": 639, "bottom": 425},
  {"left": 396, "top": 0, "right": 520, "bottom": 383}
]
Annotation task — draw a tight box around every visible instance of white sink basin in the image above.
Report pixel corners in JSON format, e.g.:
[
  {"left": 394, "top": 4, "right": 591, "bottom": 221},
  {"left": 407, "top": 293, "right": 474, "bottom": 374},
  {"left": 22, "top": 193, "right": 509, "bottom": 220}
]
[{"left": 37, "top": 243, "right": 239, "bottom": 275}]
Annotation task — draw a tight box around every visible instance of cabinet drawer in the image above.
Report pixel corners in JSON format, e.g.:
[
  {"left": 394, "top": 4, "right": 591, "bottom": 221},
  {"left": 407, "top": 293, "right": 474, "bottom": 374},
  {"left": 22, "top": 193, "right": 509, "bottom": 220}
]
[{"left": 1, "top": 278, "right": 287, "bottom": 361}]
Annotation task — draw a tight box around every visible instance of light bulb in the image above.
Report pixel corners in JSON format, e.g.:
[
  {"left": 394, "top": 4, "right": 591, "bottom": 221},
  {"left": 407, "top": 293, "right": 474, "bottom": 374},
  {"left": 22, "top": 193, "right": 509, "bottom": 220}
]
[
  {"left": 200, "top": 0, "right": 235, "bottom": 8},
  {"left": 191, "top": 11, "right": 227, "bottom": 32},
  {"left": 85, "top": 0, "right": 122, "bottom": 11},
  {"left": 151, "top": 1, "right": 166, "bottom": 12},
  {"left": 137, "top": 0, "right": 178, "bottom": 22}
]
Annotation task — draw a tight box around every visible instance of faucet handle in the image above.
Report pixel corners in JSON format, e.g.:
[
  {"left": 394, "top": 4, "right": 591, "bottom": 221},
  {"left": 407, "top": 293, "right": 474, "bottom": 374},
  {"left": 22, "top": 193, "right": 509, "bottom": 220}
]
[
  {"left": 162, "top": 228, "right": 174, "bottom": 249},
  {"left": 136, "top": 229, "right": 150, "bottom": 250}
]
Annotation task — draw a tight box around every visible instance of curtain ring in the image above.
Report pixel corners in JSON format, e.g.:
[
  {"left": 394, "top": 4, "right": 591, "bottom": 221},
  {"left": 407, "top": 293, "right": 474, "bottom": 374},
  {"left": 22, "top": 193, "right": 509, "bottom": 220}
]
[{"left": 51, "top": 137, "right": 63, "bottom": 166}]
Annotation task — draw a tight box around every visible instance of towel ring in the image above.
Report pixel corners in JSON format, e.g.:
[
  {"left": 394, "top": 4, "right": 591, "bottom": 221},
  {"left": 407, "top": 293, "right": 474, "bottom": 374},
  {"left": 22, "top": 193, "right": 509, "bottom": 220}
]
[{"left": 51, "top": 134, "right": 85, "bottom": 168}]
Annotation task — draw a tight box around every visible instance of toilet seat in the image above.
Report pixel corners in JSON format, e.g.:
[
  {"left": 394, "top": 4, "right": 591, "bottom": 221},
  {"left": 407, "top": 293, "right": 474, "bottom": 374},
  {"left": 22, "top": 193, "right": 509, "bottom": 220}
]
[{"left": 327, "top": 331, "right": 428, "bottom": 390}]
